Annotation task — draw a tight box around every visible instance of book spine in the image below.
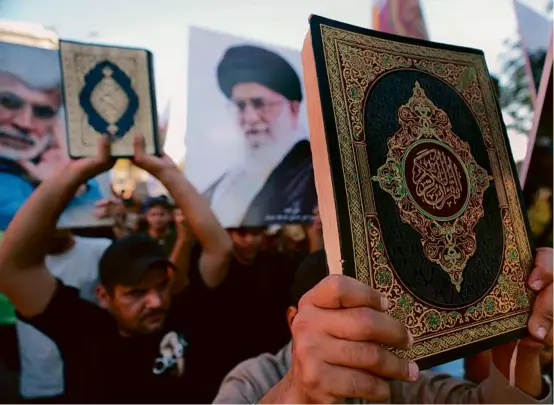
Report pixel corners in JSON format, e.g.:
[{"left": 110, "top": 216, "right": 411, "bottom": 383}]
[{"left": 146, "top": 51, "right": 161, "bottom": 157}]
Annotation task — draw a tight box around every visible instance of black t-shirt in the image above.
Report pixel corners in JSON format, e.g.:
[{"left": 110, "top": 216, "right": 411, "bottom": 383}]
[
  {"left": 186, "top": 249, "right": 299, "bottom": 403},
  {"left": 19, "top": 281, "right": 199, "bottom": 404},
  {"left": 140, "top": 229, "right": 177, "bottom": 258}
]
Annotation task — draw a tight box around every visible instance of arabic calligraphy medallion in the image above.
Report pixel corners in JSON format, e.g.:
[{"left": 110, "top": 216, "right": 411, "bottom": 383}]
[
  {"left": 403, "top": 139, "right": 470, "bottom": 221},
  {"left": 373, "top": 81, "right": 491, "bottom": 292},
  {"left": 79, "top": 60, "right": 139, "bottom": 140}
]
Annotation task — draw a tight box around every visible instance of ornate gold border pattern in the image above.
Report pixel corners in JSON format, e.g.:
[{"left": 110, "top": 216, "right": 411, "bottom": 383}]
[{"left": 319, "top": 24, "right": 533, "bottom": 360}]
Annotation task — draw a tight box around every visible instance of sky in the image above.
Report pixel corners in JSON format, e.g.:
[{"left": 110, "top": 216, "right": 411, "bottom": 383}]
[{"left": 1, "top": 0, "right": 551, "bottom": 163}]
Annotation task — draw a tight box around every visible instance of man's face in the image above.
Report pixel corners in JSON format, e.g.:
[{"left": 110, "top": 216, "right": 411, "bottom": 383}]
[
  {"left": 231, "top": 82, "right": 300, "bottom": 150},
  {"left": 0, "top": 73, "right": 60, "bottom": 161},
  {"left": 99, "top": 266, "right": 173, "bottom": 336},
  {"left": 229, "top": 227, "right": 265, "bottom": 264},
  {"left": 145, "top": 205, "right": 172, "bottom": 233}
]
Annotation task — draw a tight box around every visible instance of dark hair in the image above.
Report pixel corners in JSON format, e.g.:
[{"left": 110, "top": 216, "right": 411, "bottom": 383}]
[
  {"left": 98, "top": 235, "right": 174, "bottom": 293},
  {"left": 143, "top": 196, "right": 173, "bottom": 213}
]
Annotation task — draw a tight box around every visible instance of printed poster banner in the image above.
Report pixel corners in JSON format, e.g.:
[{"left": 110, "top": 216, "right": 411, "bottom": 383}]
[
  {"left": 184, "top": 26, "right": 316, "bottom": 228},
  {"left": 0, "top": 41, "right": 111, "bottom": 230}
]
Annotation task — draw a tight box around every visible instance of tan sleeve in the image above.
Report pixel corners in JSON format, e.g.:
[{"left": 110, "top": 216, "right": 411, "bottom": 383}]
[
  {"left": 391, "top": 364, "right": 553, "bottom": 404},
  {"left": 212, "top": 351, "right": 288, "bottom": 404}
]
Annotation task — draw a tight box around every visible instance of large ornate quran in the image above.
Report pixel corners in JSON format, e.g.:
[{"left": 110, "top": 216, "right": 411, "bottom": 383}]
[
  {"left": 59, "top": 40, "right": 161, "bottom": 158},
  {"left": 302, "top": 15, "right": 535, "bottom": 368}
]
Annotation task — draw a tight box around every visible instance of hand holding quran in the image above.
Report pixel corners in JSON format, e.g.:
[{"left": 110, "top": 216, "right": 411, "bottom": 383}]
[
  {"left": 131, "top": 135, "right": 179, "bottom": 179},
  {"left": 282, "top": 275, "right": 418, "bottom": 403},
  {"left": 258, "top": 13, "right": 554, "bottom": 405},
  {"left": 56, "top": 135, "right": 114, "bottom": 182},
  {"left": 523, "top": 248, "right": 553, "bottom": 348},
  {"left": 259, "top": 250, "right": 552, "bottom": 403}
]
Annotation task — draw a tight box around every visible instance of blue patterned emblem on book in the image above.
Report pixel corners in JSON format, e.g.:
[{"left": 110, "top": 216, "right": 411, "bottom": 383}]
[{"left": 78, "top": 60, "right": 139, "bottom": 139}]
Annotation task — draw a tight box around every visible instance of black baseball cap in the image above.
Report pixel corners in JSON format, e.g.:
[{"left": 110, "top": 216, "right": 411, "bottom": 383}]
[
  {"left": 99, "top": 234, "right": 176, "bottom": 290},
  {"left": 142, "top": 195, "right": 174, "bottom": 212}
]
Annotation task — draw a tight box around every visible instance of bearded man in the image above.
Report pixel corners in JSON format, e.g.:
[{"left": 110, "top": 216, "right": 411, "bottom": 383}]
[
  {"left": 203, "top": 45, "right": 317, "bottom": 228},
  {"left": 0, "top": 42, "right": 101, "bottom": 230}
]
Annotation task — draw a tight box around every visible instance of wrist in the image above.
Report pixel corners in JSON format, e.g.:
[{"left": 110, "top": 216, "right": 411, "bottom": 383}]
[
  {"left": 155, "top": 166, "right": 183, "bottom": 184},
  {"left": 259, "top": 371, "right": 311, "bottom": 404}
]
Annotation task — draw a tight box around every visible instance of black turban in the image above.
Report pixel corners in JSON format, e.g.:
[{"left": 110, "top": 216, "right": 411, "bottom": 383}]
[{"left": 217, "top": 45, "right": 303, "bottom": 102}]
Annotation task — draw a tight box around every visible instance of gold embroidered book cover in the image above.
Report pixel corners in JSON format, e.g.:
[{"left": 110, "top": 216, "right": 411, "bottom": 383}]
[
  {"left": 302, "top": 15, "right": 534, "bottom": 368},
  {"left": 59, "top": 40, "right": 160, "bottom": 158}
]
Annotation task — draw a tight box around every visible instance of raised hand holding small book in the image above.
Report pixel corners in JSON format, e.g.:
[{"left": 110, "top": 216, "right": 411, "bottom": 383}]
[{"left": 59, "top": 40, "right": 161, "bottom": 158}]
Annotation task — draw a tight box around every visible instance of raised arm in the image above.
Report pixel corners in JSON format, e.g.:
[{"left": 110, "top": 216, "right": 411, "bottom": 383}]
[
  {"left": 0, "top": 139, "right": 113, "bottom": 318},
  {"left": 167, "top": 210, "right": 194, "bottom": 294},
  {"left": 133, "top": 136, "right": 232, "bottom": 290}
]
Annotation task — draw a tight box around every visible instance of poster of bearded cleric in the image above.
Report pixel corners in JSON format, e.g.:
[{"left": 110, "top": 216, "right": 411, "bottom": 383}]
[
  {"left": 184, "top": 27, "right": 317, "bottom": 228},
  {"left": 0, "top": 40, "right": 111, "bottom": 230}
]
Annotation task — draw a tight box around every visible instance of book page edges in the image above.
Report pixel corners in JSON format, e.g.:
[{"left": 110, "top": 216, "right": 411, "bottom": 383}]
[{"left": 302, "top": 30, "right": 343, "bottom": 275}]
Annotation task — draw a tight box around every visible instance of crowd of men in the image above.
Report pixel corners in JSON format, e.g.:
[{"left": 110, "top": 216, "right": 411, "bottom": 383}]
[
  {"left": 0, "top": 135, "right": 550, "bottom": 404},
  {"left": 0, "top": 134, "right": 325, "bottom": 403},
  {"left": 0, "top": 30, "right": 552, "bottom": 404}
]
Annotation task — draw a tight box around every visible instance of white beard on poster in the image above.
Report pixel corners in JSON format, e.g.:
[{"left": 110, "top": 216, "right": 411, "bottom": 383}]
[{"left": 210, "top": 127, "right": 307, "bottom": 228}]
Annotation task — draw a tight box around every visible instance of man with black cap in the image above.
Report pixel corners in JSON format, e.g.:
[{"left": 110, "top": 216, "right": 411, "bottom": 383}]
[
  {"left": 203, "top": 44, "right": 317, "bottom": 228},
  {"left": 0, "top": 135, "right": 231, "bottom": 403}
]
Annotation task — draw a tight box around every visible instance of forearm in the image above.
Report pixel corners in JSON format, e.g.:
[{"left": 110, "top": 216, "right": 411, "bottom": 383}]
[
  {"left": 169, "top": 232, "right": 193, "bottom": 294},
  {"left": 0, "top": 163, "right": 85, "bottom": 270},
  {"left": 492, "top": 342, "right": 544, "bottom": 398},
  {"left": 394, "top": 361, "right": 551, "bottom": 404},
  {"left": 157, "top": 168, "right": 232, "bottom": 256}
]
